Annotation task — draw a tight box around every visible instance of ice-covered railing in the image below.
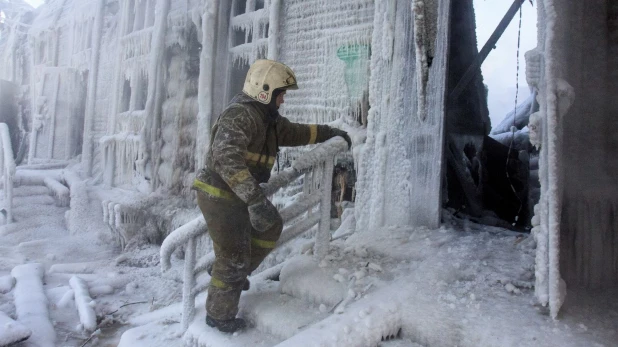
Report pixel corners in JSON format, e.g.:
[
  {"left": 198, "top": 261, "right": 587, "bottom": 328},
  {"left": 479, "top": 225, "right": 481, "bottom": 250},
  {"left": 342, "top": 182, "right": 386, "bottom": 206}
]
[
  {"left": 0, "top": 123, "right": 16, "bottom": 224},
  {"left": 160, "top": 137, "right": 348, "bottom": 331}
]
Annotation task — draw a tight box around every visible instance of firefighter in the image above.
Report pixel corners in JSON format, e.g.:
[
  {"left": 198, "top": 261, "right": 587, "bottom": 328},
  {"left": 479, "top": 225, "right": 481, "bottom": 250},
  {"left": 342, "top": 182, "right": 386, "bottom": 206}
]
[{"left": 193, "top": 59, "right": 351, "bottom": 333}]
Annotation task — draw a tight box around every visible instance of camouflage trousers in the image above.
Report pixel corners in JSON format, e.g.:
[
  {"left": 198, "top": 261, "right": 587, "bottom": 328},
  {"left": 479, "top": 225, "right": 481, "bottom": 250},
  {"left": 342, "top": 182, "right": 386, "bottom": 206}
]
[{"left": 196, "top": 190, "right": 283, "bottom": 321}]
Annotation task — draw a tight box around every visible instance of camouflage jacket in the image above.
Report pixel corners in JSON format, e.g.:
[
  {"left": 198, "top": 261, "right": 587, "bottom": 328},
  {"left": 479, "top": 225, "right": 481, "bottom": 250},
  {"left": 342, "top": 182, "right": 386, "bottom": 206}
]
[{"left": 194, "top": 93, "right": 333, "bottom": 203}]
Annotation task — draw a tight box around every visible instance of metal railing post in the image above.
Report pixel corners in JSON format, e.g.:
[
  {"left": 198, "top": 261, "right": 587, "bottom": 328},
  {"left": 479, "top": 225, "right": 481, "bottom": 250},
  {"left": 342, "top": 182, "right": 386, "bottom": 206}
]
[
  {"left": 315, "top": 158, "right": 335, "bottom": 261},
  {"left": 0, "top": 123, "right": 15, "bottom": 224},
  {"left": 182, "top": 236, "right": 197, "bottom": 331}
]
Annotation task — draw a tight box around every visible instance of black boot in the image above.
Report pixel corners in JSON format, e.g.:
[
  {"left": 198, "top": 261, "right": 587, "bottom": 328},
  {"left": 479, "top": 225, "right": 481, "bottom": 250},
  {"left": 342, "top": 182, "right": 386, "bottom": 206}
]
[{"left": 206, "top": 315, "right": 247, "bottom": 333}]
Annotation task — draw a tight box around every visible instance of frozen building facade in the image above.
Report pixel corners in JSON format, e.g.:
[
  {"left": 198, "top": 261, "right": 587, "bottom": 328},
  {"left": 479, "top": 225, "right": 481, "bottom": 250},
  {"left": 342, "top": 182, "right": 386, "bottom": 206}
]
[
  {"left": 529, "top": 0, "right": 618, "bottom": 317},
  {"left": 0, "top": 0, "right": 616, "bottom": 325}
]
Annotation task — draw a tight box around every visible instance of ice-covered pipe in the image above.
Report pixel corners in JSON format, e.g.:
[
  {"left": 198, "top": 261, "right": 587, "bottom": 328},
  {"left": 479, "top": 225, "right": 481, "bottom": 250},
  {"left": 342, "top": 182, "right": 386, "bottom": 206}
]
[
  {"left": 267, "top": 0, "right": 281, "bottom": 60},
  {"left": 181, "top": 237, "right": 196, "bottom": 331},
  {"left": 160, "top": 216, "right": 206, "bottom": 272},
  {"left": 292, "top": 137, "right": 348, "bottom": 172},
  {"left": 544, "top": 0, "right": 565, "bottom": 319},
  {"left": 69, "top": 276, "right": 97, "bottom": 331},
  {"left": 268, "top": 0, "right": 281, "bottom": 60}
]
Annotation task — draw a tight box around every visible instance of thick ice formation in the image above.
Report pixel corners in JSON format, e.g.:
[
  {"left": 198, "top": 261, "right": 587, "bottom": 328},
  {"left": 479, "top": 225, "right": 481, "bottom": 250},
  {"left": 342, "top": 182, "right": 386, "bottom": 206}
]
[
  {"left": 355, "top": 0, "right": 447, "bottom": 231},
  {"left": 0, "top": 310, "right": 31, "bottom": 346},
  {"left": 69, "top": 275, "right": 98, "bottom": 331},
  {"left": 10, "top": 263, "right": 55, "bottom": 347}
]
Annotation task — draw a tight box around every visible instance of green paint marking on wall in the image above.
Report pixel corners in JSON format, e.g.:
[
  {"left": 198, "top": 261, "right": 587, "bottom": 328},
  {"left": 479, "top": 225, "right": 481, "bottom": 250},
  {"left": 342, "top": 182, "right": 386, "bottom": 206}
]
[{"left": 337, "top": 45, "right": 371, "bottom": 124}]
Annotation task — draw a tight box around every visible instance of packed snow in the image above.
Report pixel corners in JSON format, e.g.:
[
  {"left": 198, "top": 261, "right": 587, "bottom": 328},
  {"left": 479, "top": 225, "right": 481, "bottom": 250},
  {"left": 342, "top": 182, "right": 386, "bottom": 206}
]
[{"left": 0, "top": 176, "right": 616, "bottom": 346}]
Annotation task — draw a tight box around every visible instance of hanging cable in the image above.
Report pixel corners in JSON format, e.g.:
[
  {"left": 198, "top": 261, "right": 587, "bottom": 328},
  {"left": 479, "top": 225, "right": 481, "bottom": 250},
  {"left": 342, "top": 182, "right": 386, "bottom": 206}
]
[{"left": 505, "top": 6, "right": 524, "bottom": 226}]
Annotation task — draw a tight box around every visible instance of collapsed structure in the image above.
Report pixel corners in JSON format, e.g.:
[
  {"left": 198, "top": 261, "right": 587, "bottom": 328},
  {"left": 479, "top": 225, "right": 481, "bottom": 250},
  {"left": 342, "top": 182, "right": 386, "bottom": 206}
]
[{"left": 0, "top": 0, "right": 616, "bottom": 321}]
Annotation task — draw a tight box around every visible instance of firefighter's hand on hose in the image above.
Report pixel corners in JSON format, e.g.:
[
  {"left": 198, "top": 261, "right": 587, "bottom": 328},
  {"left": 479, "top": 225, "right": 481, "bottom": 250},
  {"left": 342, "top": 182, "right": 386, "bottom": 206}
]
[
  {"left": 329, "top": 128, "right": 352, "bottom": 149},
  {"left": 248, "top": 195, "right": 282, "bottom": 232}
]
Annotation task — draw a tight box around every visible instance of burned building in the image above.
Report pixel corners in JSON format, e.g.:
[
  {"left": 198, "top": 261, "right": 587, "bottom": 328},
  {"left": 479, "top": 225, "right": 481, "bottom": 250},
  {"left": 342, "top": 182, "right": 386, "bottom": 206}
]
[{"left": 0, "top": 0, "right": 616, "bottom": 329}]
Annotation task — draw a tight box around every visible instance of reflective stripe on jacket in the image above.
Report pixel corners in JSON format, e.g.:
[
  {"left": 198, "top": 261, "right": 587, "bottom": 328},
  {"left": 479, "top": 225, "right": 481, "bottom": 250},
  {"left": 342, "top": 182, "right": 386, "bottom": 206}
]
[{"left": 194, "top": 93, "right": 332, "bottom": 202}]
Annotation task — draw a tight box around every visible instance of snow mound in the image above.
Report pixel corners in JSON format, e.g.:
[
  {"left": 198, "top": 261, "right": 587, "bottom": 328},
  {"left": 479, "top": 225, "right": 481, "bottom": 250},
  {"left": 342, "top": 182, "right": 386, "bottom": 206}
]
[
  {"left": 276, "top": 294, "right": 402, "bottom": 347},
  {"left": 118, "top": 320, "right": 183, "bottom": 347},
  {"left": 280, "top": 255, "right": 346, "bottom": 307},
  {"left": 0, "top": 310, "right": 31, "bottom": 346},
  {"left": 239, "top": 281, "right": 329, "bottom": 340},
  {"left": 10, "top": 263, "right": 55, "bottom": 347},
  {"left": 183, "top": 305, "right": 279, "bottom": 347},
  {"left": 0, "top": 275, "right": 15, "bottom": 294},
  {"left": 69, "top": 276, "right": 97, "bottom": 331}
]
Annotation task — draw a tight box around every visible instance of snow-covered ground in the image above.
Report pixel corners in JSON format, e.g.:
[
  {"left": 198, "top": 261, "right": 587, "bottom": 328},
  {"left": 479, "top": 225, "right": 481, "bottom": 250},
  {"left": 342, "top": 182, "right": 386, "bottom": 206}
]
[{"left": 0, "top": 176, "right": 616, "bottom": 346}]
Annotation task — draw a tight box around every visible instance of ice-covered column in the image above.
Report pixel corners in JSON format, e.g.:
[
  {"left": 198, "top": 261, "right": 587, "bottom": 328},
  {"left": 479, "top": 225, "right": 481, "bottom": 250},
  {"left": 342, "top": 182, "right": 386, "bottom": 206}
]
[
  {"left": 69, "top": 276, "right": 97, "bottom": 331},
  {"left": 196, "top": 0, "right": 220, "bottom": 171},
  {"left": 538, "top": 0, "right": 565, "bottom": 319},
  {"left": 82, "top": 0, "right": 107, "bottom": 176},
  {"left": 140, "top": 0, "right": 171, "bottom": 189},
  {"left": 355, "top": 0, "right": 449, "bottom": 231},
  {"left": 47, "top": 74, "right": 60, "bottom": 159},
  {"left": 267, "top": 0, "right": 281, "bottom": 60},
  {"left": 0, "top": 123, "right": 15, "bottom": 224},
  {"left": 27, "top": 37, "right": 38, "bottom": 165}
]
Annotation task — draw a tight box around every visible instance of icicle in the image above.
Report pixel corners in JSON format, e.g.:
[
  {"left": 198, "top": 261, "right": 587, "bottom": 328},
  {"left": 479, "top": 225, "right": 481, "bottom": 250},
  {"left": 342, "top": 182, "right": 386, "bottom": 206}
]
[{"left": 413, "top": 0, "right": 429, "bottom": 122}]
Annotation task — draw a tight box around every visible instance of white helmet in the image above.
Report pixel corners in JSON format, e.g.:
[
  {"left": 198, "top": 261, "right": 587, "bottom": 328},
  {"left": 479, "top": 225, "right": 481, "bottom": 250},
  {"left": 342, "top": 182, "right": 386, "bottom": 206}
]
[{"left": 242, "top": 59, "right": 298, "bottom": 104}]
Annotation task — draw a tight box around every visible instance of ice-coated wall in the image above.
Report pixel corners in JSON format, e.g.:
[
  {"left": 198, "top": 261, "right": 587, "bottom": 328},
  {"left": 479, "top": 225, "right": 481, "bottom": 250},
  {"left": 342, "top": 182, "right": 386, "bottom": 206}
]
[
  {"left": 25, "top": 0, "right": 93, "bottom": 163},
  {"left": 278, "top": 0, "right": 375, "bottom": 126},
  {"left": 355, "top": 0, "right": 450, "bottom": 231},
  {"left": 549, "top": 0, "right": 618, "bottom": 290},
  {"left": 0, "top": 2, "right": 33, "bottom": 85},
  {"left": 88, "top": 3, "right": 119, "bottom": 177},
  {"left": 156, "top": 16, "right": 200, "bottom": 196},
  {"left": 0, "top": 81, "right": 21, "bottom": 153},
  {"left": 531, "top": 0, "right": 618, "bottom": 319}
]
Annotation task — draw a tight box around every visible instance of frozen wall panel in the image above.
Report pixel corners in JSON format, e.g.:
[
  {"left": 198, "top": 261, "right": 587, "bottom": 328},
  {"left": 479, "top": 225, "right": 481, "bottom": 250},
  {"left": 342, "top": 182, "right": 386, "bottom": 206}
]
[
  {"left": 554, "top": 0, "right": 618, "bottom": 289},
  {"left": 279, "top": 0, "right": 374, "bottom": 125},
  {"left": 355, "top": 0, "right": 448, "bottom": 231},
  {"left": 607, "top": 0, "right": 618, "bottom": 170},
  {"left": 535, "top": 0, "right": 618, "bottom": 297},
  {"left": 32, "top": 68, "right": 85, "bottom": 161},
  {"left": 0, "top": 81, "right": 20, "bottom": 153},
  {"left": 56, "top": 26, "right": 72, "bottom": 66}
]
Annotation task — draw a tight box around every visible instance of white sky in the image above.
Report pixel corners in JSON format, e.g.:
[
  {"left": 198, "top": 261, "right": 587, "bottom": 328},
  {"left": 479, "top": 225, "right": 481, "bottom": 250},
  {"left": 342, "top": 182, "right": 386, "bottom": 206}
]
[
  {"left": 24, "top": 0, "right": 44, "bottom": 8},
  {"left": 474, "top": 0, "right": 538, "bottom": 129},
  {"left": 22, "top": 0, "right": 536, "bottom": 129}
]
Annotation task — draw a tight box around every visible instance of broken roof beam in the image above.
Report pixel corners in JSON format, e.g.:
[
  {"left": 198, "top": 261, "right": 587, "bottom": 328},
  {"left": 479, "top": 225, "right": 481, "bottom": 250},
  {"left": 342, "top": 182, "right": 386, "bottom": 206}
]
[{"left": 449, "top": 0, "right": 526, "bottom": 103}]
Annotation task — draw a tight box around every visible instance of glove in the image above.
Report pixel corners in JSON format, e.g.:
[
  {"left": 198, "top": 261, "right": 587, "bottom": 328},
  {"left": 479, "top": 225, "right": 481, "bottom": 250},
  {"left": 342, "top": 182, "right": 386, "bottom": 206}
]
[
  {"left": 247, "top": 196, "right": 282, "bottom": 232},
  {"left": 330, "top": 128, "right": 352, "bottom": 149}
]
